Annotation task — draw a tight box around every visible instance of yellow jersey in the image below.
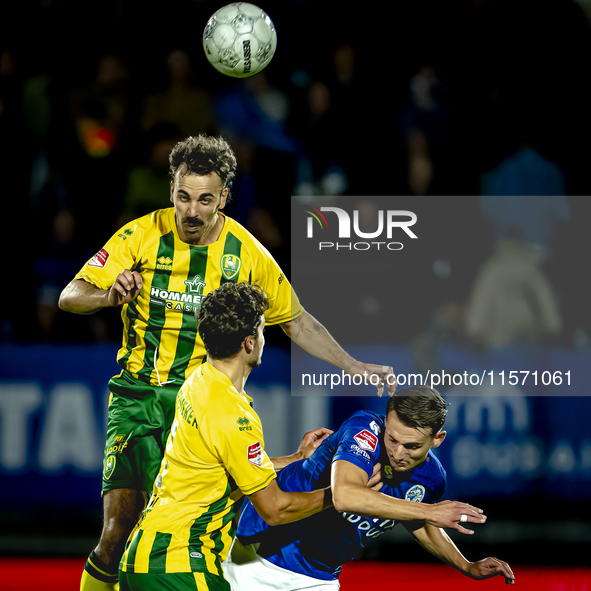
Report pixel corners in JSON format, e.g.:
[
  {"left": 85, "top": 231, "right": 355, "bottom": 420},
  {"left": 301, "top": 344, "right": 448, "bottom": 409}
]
[
  {"left": 119, "top": 361, "right": 276, "bottom": 576},
  {"left": 75, "top": 209, "right": 302, "bottom": 387}
]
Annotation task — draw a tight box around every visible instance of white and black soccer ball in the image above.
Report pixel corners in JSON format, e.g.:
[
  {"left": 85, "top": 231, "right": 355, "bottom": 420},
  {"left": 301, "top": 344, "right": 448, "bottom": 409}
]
[{"left": 203, "top": 3, "right": 277, "bottom": 78}]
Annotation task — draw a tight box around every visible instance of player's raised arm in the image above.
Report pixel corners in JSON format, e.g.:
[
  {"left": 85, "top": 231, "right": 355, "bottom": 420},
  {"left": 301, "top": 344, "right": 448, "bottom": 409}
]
[
  {"left": 281, "top": 310, "right": 396, "bottom": 396},
  {"left": 247, "top": 479, "right": 332, "bottom": 526},
  {"left": 404, "top": 522, "right": 515, "bottom": 585},
  {"left": 59, "top": 271, "right": 143, "bottom": 314},
  {"left": 331, "top": 460, "right": 485, "bottom": 534}
]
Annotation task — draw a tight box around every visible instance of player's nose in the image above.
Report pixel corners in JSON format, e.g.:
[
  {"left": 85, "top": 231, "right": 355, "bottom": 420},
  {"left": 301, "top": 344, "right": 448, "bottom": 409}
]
[{"left": 392, "top": 445, "right": 405, "bottom": 460}]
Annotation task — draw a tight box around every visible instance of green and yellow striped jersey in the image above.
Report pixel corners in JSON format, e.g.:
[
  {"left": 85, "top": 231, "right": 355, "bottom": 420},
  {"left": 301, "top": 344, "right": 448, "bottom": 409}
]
[
  {"left": 75, "top": 209, "right": 302, "bottom": 387},
  {"left": 119, "top": 361, "right": 276, "bottom": 575}
]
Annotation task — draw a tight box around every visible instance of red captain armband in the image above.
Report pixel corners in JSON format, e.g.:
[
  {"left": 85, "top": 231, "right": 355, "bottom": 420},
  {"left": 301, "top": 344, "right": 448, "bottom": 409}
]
[
  {"left": 88, "top": 248, "right": 110, "bottom": 268},
  {"left": 353, "top": 430, "right": 378, "bottom": 452}
]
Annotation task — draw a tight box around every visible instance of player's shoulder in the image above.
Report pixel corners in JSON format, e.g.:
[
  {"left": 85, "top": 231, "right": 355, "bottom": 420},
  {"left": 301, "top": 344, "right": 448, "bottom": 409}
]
[
  {"left": 133, "top": 208, "right": 176, "bottom": 235},
  {"left": 223, "top": 215, "right": 275, "bottom": 261},
  {"left": 114, "top": 208, "right": 175, "bottom": 244},
  {"left": 339, "top": 409, "right": 385, "bottom": 434},
  {"left": 186, "top": 363, "right": 256, "bottom": 420}
]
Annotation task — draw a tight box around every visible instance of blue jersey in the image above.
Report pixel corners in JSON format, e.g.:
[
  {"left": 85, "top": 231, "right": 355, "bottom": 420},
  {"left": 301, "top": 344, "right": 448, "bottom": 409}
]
[{"left": 236, "top": 410, "right": 447, "bottom": 581}]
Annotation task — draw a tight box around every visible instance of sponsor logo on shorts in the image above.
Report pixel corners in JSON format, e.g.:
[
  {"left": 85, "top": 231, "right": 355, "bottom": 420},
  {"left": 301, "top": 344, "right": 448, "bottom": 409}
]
[
  {"left": 220, "top": 254, "right": 242, "bottom": 280},
  {"left": 104, "top": 454, "right": 117, "bottom": 480},
  {"left": 353, "top": 429, "right": 378, "bottom": 452},
  {"left": 88, "top": 248, "right": 110, "bottom": 268},
  {"left": 106, "top": 433, "right": 129, "bottom": 455},
  {"left": 405, "top": 484, "right": 426, "bottom": 502},
  {"left": 247, "top": 441, "right": 263, "bottom": 466}
]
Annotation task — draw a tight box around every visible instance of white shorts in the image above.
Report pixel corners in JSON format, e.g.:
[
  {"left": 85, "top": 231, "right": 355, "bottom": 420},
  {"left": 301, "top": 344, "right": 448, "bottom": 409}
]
[{"left": 223, "top": 549, "right": 340, "bottom": 591}]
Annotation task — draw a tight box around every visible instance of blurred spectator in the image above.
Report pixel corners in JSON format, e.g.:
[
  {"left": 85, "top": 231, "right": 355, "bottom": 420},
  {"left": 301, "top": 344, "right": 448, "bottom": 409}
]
[
  {"left": 399, "top": 63, "right": 459, "bottom": 196},
  {"left": 479, "top": 194, "right": 570, "bottom": 263},
  {"left": 69, "top": 53, "right": 132, "bottom": 159},
  {"left": 463, "top": 237, "right": 563, "bottom": 349},
  {"left": 64, "top": 52, "right": 133, "bottom": 247},
  {"left": 117, "top": 122, "right": 183, "bottom": 226},
  {"left": 33, "top": 209, "right": 115, "bottom": 343},
  {"left": 141, "top": 49, "right": 217, "bottom": 138}
]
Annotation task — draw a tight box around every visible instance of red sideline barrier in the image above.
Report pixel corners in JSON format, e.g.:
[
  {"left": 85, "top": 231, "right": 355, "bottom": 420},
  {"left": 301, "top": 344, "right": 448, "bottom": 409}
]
[{"left": 0, "top": 558, "right": 590, "bottom": 590}]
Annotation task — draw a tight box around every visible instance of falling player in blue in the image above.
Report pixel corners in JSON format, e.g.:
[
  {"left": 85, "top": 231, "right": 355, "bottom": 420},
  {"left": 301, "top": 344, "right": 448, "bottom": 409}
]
[{"left": 224, "top": 385, "right": 514, "bottom": 590}]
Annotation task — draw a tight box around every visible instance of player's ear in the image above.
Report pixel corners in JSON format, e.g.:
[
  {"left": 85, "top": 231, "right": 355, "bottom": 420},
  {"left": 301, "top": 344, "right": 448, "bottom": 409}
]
[
  {"left": 244, "top": 334, "right": 254, "bottom": 354},
  {"left": 219, "top": 187, "right": 228, "bottom": 211},
  {"left": 432, "top": 430, "right": 446, "bottom": 448},
  {"left": 170, "top": 181, "right": 175, "bottom": 204}
]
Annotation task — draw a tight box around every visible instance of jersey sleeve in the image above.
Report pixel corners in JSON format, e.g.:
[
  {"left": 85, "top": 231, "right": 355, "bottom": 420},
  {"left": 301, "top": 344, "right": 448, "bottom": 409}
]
[
  {"left": 250, "top": 242, "right": 303, "bottom": 326},
  {"left": 332, "top": 413, "right": 381, "bottom": 481},
  {"left": 74, "top": 219, "right": 143, "bottom": 290},
  {"left": 214, "top": 403, "right": 277, "bottom": 496}
]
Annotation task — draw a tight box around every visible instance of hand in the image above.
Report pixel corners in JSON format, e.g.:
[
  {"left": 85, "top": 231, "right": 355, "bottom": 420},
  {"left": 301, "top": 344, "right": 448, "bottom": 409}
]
[
  {"left": 367, "top": 463, "right": 384, "bottom": 491},
  {"left": 467, "top": 557, "right": 515, "bottom": 585},
  {"left": 108, "top": 270, "right": 143, "bottom": 307},
  {"left": 297, "top": 427, "right": 333, "bottom": 459},
  {"left": 349, "top": 362, "right": 396, "bottom": 397},
  {"left": 427, "top": 500, "right": 486, "bottom": 534}
]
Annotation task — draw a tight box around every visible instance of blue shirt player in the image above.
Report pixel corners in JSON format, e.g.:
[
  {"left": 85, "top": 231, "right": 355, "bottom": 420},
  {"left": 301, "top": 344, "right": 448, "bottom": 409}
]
[{"left": 224, "top": 385, "right": 514, "bottom": 590}]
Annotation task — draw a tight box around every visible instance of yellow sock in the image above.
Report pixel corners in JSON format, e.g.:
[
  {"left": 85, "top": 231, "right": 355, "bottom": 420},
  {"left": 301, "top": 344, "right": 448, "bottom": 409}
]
[
  {"left": 80, "top": 569, "right": 119, "bottom": 591},
  {"left": 81, "top": 551, "right": 119, "bottom": 591}
]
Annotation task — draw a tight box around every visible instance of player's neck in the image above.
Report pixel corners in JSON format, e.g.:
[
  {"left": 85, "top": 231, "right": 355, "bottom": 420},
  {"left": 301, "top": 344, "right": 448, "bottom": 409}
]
[{"left": 208, "top": 355, "right": 251, "bottom": 393}]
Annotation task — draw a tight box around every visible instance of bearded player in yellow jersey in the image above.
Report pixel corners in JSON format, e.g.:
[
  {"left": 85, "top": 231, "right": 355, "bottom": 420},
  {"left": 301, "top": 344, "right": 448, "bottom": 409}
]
[
  {"left": 59, "top": 135, "right": 396, "bottom": 591},
  {"left": 119, "top": 282, "right": 336, "bottom": 591}
]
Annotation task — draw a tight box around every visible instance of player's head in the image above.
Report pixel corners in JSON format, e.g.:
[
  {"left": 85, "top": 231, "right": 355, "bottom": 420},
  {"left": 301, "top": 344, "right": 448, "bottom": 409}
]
[
  {"left": 197, "top": 282, "right": 269, "bottom": 367},
  {"left": 383, "top": 385, "right": 447, "bottom": 472},
  {"left": 169, "top": 135, "right": 237, "bottom": 245}
]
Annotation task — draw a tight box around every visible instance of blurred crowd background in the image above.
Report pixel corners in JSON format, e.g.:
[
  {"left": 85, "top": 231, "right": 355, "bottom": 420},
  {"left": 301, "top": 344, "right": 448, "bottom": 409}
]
[
  {"left": 1, "top": 0, "right": 591, "bottom": 571},
  {"left": 1, "top": 0, "right": 591, "bottom": 350}
]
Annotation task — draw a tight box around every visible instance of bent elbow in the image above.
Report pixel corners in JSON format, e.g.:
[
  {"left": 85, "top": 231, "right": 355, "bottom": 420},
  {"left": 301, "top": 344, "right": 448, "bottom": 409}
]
[
  {"left": 57, "top": 291, "right": 69, "bottom": 312},
  {"left": 332, "top": 491, "right": 351, "bottom": 514},
  {"left": 265, "top": 512, "right": 283, "bottom": 527}
]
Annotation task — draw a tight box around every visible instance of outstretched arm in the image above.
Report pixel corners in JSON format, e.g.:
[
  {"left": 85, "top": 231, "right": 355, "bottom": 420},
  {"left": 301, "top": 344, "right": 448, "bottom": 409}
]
[
  {"left": 405, "top": 522, "right": 515, "bottom": 584},
  {"left": 59, "top": 272, "right": 143, "bottom": 314},
  {"left": 281, "top": 310, "right": 396, "bottom": 397},
  {"left": 332, "top": 460, "right": 486, "bottom": 534}
]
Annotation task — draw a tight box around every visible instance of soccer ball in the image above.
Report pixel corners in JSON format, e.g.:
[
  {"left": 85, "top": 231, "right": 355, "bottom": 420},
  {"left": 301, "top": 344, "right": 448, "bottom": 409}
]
[{"left": 203, "top": 3, "right": 277, "bottom": 78}]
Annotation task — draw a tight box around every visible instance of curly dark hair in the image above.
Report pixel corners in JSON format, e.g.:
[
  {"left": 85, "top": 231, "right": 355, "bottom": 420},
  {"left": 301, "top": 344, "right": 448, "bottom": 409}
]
[
  {"left": 197, "top": 282, "right": 269, "bottom": 360},
  {"left": 386, "top": 385, "right": 448, "bottom": 435},
  {"left": 169, "top": 134, "right": 237, "bottom": 198}
]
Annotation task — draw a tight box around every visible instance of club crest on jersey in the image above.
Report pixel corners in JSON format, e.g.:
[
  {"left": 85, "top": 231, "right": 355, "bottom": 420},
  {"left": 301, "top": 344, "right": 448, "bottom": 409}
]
[
  {"left": 247, "top": 441, "right": 263, "bottom": 466},
  {"left": 405, "top": 484, "right": 426, "bottom": 502},
  {"left": 353, "top": 429, "right": 378, "bottom": 452},
  {"left": 220, "top": 254, "right": 242, "bottom": 280},
  {"left": 103, "top": 454, "right": 117, "bottom": 480},
  {"left": 88, "top": 248, "right": 110, "bottom": 268}
]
